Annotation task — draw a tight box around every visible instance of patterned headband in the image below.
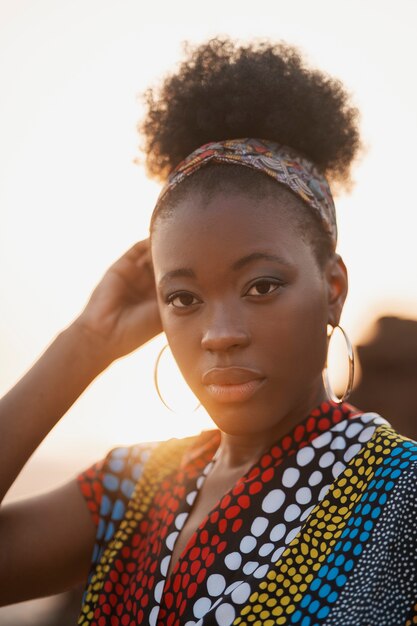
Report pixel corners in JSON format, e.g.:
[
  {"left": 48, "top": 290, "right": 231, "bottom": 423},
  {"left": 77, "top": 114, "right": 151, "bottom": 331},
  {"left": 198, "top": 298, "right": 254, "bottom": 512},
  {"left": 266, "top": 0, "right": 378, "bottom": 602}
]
[{"left": 155, "top": 138, "right": 337, "bottom": 247}]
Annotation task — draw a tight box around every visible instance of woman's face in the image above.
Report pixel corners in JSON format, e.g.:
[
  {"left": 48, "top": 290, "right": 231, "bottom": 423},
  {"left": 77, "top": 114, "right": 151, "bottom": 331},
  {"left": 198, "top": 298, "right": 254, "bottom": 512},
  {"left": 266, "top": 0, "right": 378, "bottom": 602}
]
[{"left": 151, "top": 189, "right": 347, "bottom": 437}]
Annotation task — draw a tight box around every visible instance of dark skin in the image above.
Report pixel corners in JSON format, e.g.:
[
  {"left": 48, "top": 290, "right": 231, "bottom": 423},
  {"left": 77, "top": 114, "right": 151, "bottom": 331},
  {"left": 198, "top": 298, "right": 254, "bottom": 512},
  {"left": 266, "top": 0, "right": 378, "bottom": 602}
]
[
  {"left": 152, "top": 189, "right": 347, "bottom": 574},
  {"left": 0, "top": 186, "right": 347, "bottom": 603},
  {"left": 0, "top": 240, "right": 162, "bottom": 603}
]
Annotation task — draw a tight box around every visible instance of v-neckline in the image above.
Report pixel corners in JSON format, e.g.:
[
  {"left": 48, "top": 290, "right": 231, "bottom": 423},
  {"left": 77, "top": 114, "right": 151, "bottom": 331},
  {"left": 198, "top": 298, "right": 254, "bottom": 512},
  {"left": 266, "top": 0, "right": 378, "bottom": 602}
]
[
  {"left": 164, "top": 438, "right": 221, "bottom": 582},
  {"left": 161, "top": 401, "right": 357, "bottom": 590}
]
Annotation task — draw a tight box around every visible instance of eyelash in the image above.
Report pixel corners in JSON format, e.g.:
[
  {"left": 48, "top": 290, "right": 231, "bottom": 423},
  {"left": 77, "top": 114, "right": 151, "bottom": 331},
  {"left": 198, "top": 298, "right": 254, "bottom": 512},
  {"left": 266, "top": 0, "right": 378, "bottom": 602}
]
[
  {"left": 245, "top": 278, "right": 283, "bottom": 297},
  {"left": 166, "top": 278, "right": 283, "bottom": 309},
  {"left": 166, "top": 292, "right": 201, "bottom": 309}
]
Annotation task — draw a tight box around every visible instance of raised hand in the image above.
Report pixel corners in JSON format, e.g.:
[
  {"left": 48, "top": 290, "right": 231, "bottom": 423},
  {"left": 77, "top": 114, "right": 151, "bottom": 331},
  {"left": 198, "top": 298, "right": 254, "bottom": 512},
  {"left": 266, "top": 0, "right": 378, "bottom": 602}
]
[
  {"left": 74, "top": 239, "right": 162, "bottom": 362},
  {"left": 0, "top": 246, "right": 165, "bottom": 603}
]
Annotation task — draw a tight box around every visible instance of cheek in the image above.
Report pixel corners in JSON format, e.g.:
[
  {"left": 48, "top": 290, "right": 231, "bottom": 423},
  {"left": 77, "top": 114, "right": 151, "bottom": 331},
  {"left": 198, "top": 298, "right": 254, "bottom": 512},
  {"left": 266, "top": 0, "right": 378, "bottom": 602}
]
[
  {"left": 261, "top": 290, "right": 328, "bottom": 372},
  {"left": 159, "top": 284, "right": 329, "bottom": 390},
  {"left": 160, "top": 311, "right": 199, "bottom": 378}
]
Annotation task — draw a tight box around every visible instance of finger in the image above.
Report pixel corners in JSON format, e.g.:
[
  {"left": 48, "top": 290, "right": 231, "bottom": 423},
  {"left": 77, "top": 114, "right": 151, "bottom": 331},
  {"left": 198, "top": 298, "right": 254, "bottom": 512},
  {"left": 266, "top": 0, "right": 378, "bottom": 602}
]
[
  {"left": 127, "top": 243, "right": 155, "bottom": 281},
  {"left": 109, "top": 240, "right": 151, "bottom": 277},
  {"left": 108, "top": 254, "right": 156, "bottom": 297},
  {"left": 123, "top": 239, "right": 150, "bottom": 262},
  {"left": 129, "top": 246, "right": 155, "bottom": 282}
]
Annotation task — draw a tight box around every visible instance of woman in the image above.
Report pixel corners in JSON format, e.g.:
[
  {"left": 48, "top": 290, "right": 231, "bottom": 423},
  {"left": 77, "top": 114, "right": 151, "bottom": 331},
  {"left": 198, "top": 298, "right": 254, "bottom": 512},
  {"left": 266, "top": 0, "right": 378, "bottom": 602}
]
[{"left": 1, "top": 39, "right": 416, "bottom": 626}]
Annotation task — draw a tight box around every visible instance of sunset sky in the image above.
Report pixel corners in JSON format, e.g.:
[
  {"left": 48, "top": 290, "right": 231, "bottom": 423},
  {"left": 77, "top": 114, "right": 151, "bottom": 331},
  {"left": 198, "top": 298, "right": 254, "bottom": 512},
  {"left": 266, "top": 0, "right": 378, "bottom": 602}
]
[{"left": 1, "top": 0, "right": 417, "bottom": 500}]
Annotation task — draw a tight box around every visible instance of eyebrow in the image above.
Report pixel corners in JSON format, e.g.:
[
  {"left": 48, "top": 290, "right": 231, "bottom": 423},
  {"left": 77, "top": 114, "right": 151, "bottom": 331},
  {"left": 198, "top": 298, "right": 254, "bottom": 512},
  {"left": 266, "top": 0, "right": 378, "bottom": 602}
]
[
  {"left": 158, "top": 252, "right": 291, "bottom": 288},
  {"left": 158, "top": 268, "right": 196, "bottom": 288},
  {"left": 232, "top": 252, "right": 292, "bottom": 271}
]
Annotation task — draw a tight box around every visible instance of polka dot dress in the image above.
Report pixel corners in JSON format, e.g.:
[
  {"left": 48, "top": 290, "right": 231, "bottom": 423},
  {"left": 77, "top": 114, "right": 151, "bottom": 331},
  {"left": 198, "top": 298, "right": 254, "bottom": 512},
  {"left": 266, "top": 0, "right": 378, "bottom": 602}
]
[{"left": 76, "top": 402, "right": 417, "bottom": 625}]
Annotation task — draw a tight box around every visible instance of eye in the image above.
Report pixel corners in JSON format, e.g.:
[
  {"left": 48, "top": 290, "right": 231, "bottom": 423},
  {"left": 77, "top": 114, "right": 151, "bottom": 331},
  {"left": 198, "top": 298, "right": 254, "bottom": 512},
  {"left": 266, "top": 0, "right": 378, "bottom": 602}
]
[
  {"left": 245, "top": 279, "right": 282, "bottom": 297},
  {"left": 167, "top": 292, "right": 201, "bottom": 309}
]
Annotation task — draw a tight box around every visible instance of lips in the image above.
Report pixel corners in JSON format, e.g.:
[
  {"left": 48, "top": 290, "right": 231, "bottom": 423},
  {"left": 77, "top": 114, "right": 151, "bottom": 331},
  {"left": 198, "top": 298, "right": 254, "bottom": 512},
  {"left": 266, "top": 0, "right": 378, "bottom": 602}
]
[
  {"left": 202, "top": 367, "right": 264, "bottom": 385},
  {"left": 202, "top": 367, "right": 266, "bottom": 403}
]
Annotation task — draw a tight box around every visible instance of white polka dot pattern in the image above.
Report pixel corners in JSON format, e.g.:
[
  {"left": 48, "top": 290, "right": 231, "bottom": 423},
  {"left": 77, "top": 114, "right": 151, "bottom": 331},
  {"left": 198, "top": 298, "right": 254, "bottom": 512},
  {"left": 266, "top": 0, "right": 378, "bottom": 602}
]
[
  {"left": 261, "top": 488, "right": 285, "bottom": 513},
  {"left": 199, "top": 412, "right": 385, "bottom": 625},
  {"left": 79, "top": 406, "right": 395, "bottom": 626}
]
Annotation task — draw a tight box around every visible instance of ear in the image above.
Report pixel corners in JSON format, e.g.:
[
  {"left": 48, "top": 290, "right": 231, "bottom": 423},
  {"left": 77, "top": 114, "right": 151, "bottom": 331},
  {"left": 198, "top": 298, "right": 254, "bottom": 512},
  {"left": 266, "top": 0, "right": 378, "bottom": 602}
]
[{"left": 325, "top": 254, "right": 348, "bottom": 327}]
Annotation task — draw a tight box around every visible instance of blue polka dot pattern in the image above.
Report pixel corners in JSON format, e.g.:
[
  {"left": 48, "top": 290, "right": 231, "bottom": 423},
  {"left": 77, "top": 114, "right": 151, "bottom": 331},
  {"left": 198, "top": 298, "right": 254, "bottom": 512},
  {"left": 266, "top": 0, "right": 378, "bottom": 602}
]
[
  {"left": 234, "top": 423, "right": 417, "bottom": 626},
  {"left": 76, "top": 407, "right": 417, "bottom": 626},
  {"left": 78, "top": 442, "right": 155, "bottom": 591}
]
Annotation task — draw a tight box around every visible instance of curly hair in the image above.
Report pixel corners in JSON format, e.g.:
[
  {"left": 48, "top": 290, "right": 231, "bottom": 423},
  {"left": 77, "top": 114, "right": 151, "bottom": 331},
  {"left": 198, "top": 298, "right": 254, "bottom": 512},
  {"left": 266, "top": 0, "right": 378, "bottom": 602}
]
[
  {"left": 139, "top": 38, "right": 361, "bottom": 266},
  {"left": 140, "top": 38, "right": 360, "bottom": 185}
]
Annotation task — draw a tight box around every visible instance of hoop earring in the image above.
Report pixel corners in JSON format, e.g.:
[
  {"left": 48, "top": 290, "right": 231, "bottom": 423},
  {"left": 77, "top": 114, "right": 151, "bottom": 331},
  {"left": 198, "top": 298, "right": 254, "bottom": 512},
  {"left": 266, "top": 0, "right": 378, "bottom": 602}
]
[
  {"left": 154, "top": 344, "right": 201, "bottom": 412},
  {"left": 322, "top": 324, "right": 355, "bottom": 403}
]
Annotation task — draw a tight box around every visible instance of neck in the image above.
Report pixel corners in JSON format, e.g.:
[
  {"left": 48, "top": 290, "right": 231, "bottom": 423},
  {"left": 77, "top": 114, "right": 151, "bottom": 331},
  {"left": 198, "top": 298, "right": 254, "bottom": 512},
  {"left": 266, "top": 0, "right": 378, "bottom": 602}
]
[{"left": 215, "top": 387, "right": 328, "bottom": 470}]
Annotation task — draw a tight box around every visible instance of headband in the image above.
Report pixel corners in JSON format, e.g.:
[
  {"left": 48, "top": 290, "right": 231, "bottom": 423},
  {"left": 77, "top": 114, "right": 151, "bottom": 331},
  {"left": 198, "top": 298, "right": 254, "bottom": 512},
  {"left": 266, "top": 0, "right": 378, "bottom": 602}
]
[{"left": 155, "top": 138, "right": 337, "bottom": 247}]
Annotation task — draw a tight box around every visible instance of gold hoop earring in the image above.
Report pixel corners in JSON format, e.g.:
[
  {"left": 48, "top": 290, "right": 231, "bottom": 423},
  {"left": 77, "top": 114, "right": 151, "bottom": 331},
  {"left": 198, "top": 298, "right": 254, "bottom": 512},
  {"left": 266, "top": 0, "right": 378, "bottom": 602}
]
[
  {"left": 153, "top": 344, "right": 201, "bottom": 412},
  {"left": 322, "top": 324, "right": 355, "bottom": 403}
]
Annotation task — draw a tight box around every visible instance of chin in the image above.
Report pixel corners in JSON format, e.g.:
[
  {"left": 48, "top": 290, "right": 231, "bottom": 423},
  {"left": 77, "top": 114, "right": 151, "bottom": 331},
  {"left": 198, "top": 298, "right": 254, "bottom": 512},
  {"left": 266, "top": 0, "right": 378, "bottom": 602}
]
[{"left": 203, "top": 400, "right": 283, "bottom": 437}]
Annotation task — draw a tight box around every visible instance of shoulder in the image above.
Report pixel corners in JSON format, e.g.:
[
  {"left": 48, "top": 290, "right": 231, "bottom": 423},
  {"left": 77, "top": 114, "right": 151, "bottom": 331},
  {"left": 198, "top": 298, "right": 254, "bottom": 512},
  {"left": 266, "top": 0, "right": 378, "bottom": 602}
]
[
  {"left": 366, "top": 413, "right": 417, "bottom": 461},
  {"left": 102, "top": 441, "right": 158, "bottom": 487},
  {"left": 81, "top": 429, "right": 219, "bottom": 501},
  {"left": 78, "top": 430, "right": 219, "bottom": 561},
  {"left": 341, "top": 410, "right": 417, "bottom": 497},
  {"left": 363, "top": 415, "right": 417, "bottom": 505}
]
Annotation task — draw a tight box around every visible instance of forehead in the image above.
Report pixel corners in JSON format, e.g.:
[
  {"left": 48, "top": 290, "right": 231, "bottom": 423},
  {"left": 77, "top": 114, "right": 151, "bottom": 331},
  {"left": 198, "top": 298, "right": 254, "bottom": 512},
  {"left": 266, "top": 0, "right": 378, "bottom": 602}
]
[{"left": 151, "top": 190, "right": 314, "bottom": 276}]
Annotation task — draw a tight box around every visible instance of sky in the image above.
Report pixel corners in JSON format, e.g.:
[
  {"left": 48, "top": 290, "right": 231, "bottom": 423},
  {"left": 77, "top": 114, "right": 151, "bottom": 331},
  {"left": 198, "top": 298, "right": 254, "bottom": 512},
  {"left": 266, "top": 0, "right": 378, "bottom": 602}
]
[{"left": 1, "top": 0, "right": 417, "bottom": 499}]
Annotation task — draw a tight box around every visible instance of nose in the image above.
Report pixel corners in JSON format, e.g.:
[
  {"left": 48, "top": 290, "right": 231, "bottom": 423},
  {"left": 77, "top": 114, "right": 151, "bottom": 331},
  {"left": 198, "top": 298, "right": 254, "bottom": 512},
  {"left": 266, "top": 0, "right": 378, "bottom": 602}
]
[{"left": 200, "top": 305, "right": 250, "bottom": 352}]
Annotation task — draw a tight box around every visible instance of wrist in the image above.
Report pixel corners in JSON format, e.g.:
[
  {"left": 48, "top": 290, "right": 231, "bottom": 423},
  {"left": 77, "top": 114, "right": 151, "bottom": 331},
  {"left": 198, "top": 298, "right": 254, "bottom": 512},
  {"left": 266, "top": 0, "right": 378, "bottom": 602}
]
[{"left": 61, "top": 319, "right": 116, "bottom": 373}]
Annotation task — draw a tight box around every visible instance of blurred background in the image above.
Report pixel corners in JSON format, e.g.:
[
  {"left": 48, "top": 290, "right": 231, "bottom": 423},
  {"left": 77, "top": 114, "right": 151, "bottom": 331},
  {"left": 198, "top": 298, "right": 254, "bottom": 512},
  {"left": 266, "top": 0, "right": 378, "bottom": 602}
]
[{"left": 1, "top": 0, "right": 417, "bottom": 622}]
